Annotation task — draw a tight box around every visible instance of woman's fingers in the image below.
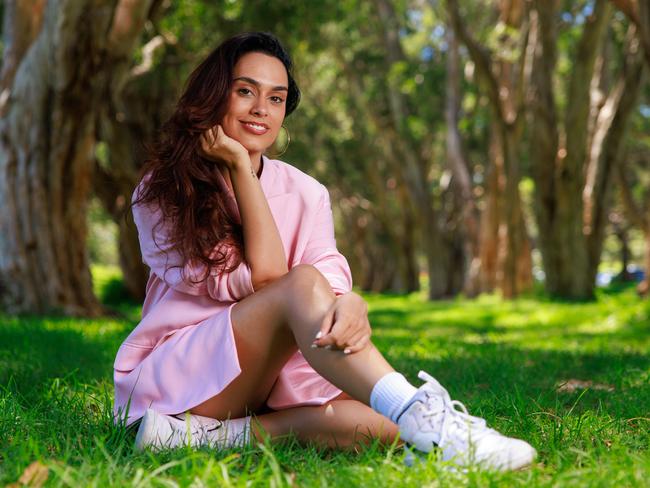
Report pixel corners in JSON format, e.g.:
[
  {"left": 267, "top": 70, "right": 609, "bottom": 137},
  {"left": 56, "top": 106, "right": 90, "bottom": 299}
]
[
  {"left": 340, "top": 330, "right": 367, "bottom": 354},
  {"left": 344, "top": 318, "right": 371, "bottom": 353},
  {"left": 321, "top": 314, "right": 355, "bottom": 349},
  {"left": 200, "top": 131, "right": 212, "bottom": 152},
  {"left": 315, "top": 316, "right": 367, "bottom": 350},
  {"left": 342, "top": 333, "right": 370, "bottom": 354},
  {"left": 312, "top": 305, "right": 336, "bottom": 348},
  {"left": 201, "top": 125, "right": 219, "bottom": 151}
]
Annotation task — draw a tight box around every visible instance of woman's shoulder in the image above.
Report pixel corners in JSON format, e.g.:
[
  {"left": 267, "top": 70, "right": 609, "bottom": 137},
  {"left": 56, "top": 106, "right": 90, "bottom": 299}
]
[{"left": 268, "top": 157, "right": 328, "bottom": 201}]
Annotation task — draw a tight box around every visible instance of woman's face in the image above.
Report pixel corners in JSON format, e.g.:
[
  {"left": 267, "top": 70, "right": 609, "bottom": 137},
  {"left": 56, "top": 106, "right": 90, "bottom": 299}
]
[{"left": 221, "top": 51, "right": 288, "bottom": 161}]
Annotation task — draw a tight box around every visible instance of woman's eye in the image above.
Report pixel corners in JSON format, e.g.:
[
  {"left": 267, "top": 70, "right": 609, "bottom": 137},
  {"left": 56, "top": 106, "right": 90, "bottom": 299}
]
[
  {"left": 238, "top": 88, "right": 252, "bottom": 95},
  {"left": 271, "top": 96, "right": 285, "bottom": 104}
]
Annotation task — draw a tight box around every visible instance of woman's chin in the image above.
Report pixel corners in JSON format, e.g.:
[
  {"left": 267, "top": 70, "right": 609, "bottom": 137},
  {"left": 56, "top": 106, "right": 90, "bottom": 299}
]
[{"left": 240, "top": 141, "right": 268, "bottom": 155}]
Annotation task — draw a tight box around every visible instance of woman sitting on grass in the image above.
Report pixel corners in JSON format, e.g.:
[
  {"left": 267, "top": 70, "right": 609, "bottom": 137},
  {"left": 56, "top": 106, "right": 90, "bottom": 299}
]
[{"left": 114, "top": 31, "right": 536, "bottom": 471}]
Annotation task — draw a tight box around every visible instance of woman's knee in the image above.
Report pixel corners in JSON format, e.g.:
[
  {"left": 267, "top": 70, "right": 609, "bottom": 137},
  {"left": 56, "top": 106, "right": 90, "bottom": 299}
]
[{"left": 286, "top": 264, "right": 334, "bottom": 299}]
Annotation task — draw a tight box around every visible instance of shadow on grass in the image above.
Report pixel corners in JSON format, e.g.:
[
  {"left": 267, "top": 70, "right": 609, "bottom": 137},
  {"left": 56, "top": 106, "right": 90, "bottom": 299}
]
[
  {"left": 0, "top": 314, "right": 131, "bottom": 401},
  {"left": 1, "top": 314, "right": 646, "bottom": 422},
  {"left": 1, "top": 277, "right": 648, "bottom": 485}
]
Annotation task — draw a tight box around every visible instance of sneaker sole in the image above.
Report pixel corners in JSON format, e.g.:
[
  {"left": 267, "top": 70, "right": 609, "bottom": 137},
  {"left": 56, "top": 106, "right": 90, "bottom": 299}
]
[
  {"left": 403, "top": 444, "right": 537, "bottom": 472},
  {"left": 495, "top": 447, "right": 537, "bottom": 471}
]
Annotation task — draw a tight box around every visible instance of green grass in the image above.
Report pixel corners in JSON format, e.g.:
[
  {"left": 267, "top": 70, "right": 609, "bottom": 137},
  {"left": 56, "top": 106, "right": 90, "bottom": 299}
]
[{"left": 1, "top": 266, "right": 648, "bottom": 486}]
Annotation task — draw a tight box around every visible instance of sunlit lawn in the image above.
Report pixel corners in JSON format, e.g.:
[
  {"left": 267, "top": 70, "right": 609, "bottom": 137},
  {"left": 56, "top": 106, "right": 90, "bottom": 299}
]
[{"left": 0, "top": 265, "right": 648, "bottom": 486}]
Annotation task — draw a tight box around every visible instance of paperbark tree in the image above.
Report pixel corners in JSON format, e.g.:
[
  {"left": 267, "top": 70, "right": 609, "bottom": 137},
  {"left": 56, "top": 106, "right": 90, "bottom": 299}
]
[
  {"left": 444, "top": 24, "right": 481, "bottom": 296},
  {"left": 617, "top": 150, "right": 650, "bottom": 295},
  {"left": 0, "top": 0, "right": 152, "bottom": 315},
  {"left": 610, "top": 0, "right": 650, "bottom": 67},
  {"left": 339, "top": 61, "right": 421, "bottom": 293},
  {"left": 376, "top": 0, "right": 464, "bottom": 299},
  {"left": 446, "top": 0, "right": 533, "bottom": 298},
  {"left": 305, "top": 72, "right": 421, "bottom": 293},
  {"left": 528, "top": 0, "right": 644, "bottom": 299},
  {"left": 95, "top": 5, "right": 177, "bottom": 302}
]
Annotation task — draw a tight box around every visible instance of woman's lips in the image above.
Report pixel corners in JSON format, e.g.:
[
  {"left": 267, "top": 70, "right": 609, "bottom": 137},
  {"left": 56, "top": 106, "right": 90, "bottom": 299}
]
[{"left": 240, "top": 121, "right": 269, "bottom": 135}]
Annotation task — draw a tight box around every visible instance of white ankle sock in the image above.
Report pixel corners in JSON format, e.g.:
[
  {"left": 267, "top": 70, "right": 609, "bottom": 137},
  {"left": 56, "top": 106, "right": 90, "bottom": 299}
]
[{"left": 370, "top": 371, "right": 418, "bottom": 423}]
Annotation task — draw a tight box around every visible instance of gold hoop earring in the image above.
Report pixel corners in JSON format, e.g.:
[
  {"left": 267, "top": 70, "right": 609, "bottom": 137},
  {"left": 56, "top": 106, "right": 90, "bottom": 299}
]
[{"left": 271, "top": 125, "right": 291, "bottom": 157}]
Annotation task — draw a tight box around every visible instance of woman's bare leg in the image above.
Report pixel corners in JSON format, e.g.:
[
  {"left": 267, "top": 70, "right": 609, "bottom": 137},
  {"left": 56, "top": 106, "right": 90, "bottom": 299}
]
[
  {"left": 190, "top": 264, "right": 394, "bottom": 419},
  {"left": 250, "top": 398, "right": 400, "bottom": 450}
]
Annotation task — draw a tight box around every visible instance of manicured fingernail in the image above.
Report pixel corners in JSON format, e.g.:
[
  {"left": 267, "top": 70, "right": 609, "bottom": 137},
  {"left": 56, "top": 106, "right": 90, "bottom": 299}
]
[
  {"left": 324, "top": 345, "right": 332, "bottom": 350},
  {"left": 344, "top": 349, "right": 351, "bottom": 354},
  {"left": 315, "top": 331, "right": 323, "bottom": 339}
]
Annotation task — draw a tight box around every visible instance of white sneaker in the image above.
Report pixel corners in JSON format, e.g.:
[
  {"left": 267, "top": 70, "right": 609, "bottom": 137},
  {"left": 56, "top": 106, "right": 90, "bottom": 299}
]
[
  {"left": 397, "top": 371, "right": 537, "bottom": 471},
  {"left": 134, "top": 408, "right": 249, "bottom": 451}
]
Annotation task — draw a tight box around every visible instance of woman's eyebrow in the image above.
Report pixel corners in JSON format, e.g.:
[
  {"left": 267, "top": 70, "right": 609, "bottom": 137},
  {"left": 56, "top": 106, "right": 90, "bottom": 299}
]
[{"left": 233, "top": 76, "right": 288, "bottom": 92}]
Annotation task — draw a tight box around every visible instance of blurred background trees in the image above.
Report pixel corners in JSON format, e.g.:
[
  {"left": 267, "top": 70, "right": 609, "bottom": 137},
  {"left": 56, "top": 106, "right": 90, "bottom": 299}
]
[{"left": 1, "top": 0, "right": 648, "bottom": 315}]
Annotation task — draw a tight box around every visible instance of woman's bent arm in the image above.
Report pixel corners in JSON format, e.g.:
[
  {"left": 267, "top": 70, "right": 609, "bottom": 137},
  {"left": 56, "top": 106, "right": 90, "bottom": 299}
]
[{"left": 230, "top": 160, "right": 288, "bottom": 289}]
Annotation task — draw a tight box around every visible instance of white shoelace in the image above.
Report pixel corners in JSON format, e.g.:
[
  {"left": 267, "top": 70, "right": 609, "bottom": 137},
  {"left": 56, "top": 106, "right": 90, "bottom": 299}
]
[{"left": 417, "top": 371, "right": 494, "bottom": 446}]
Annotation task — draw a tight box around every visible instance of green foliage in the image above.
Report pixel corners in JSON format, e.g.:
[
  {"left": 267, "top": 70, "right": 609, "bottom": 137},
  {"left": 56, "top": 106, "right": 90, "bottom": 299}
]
[
  {"left": 0, "top": 268, "right": 648, "bottom": 486},
  {"left": 87, "top": 198, "right": 118, "bottom": 267}
]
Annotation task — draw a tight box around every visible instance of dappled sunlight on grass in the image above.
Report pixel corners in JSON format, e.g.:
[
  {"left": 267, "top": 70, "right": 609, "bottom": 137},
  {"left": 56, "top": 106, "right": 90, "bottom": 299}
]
[
  {"left": 0, "top": 273, "right": 647, "bottom": 486},
  {"left": 365, "top": 286, "right": 650, "bottom": 357}
]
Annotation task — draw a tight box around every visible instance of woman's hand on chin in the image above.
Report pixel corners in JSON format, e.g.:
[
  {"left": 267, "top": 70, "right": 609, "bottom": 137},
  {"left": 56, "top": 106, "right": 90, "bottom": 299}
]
[{"left": 199, "top": 124, "right": 250, "bottom": 171}]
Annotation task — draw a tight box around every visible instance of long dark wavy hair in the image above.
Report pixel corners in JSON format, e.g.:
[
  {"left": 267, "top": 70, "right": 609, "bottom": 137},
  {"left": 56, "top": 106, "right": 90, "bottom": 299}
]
[{"left": 132, "top": 32, "right": 301, "bottom": 284}]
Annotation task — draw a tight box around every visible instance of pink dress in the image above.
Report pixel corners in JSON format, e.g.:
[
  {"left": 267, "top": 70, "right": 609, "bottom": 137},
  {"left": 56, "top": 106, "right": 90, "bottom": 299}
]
[{"left": 113, "top": 155, "right": 353, "bottom": 426}]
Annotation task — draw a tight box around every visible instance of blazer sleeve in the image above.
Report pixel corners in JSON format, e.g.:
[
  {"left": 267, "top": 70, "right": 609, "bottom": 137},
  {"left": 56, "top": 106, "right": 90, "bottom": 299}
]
[
  {"left": 132, "top": 197, "right": 255, "bottom": 302},
  {"left": 300, "top": 185, "right": 353, "bottom": 296}
]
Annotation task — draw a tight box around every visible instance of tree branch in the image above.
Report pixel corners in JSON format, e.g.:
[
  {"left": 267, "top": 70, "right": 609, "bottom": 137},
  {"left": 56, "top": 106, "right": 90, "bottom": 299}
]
[
  {"left": 0, "top": 0, "right": 46, "bottom": 103},
  {"left": 617, "top": 159, "right": 647, "bottom": 230},
  {"left": 445, "top": 0, "right": 503, "bottom": 121},
  {"left": 584, "top": 24, "right": 645, "bottom": 265},
  {"left": 564, "top": 0, "right": 612, "bottom": 173}
]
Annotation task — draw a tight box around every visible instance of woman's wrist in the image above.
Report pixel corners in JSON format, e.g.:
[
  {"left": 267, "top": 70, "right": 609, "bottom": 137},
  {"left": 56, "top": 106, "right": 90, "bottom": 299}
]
[{"left": 228, "top": 155, "right": 253, "bottom": 174}]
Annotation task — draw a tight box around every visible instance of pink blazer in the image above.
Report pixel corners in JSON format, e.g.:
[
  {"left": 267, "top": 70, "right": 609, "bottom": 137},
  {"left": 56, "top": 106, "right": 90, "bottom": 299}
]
[{"left": 113, "top": 155, "right": 353, "bottom": 404}]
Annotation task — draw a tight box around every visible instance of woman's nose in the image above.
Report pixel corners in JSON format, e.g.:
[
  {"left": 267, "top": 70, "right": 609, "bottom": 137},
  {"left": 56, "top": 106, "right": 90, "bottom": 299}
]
[{"left": 252, "top": 101, "right": 268, "bottom": 117}]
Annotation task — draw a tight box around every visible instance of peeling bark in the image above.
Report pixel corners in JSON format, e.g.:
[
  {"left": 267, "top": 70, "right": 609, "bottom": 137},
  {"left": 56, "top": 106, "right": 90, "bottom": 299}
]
[{"left": 0, "top": 0, "right": 151, "bottom": 315}]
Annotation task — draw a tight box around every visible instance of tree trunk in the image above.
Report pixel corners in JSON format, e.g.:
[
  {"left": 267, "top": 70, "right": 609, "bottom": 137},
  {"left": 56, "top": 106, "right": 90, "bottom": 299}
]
[
  {"left": 610, "top": 0, "right": 650, "bottom": 68},
  {"left": 583, "top": 32, "right": 645, "bottom": 286},
  {"left": 469, "top": 134, "right": 501, "bottom": 294},
  {"left": 376, "top": 0, "right": 456, "bottom": 299},
  {"left": 616, "top": 142, "right": 650, "bottom": 296},
  {"left": 395, "top": 182, "right": 421, "bottom": 292},
  {"left": 0, "top": 0, "right": 153, "bottom": 315},
  {"left": 446, "top": 0, "right": 533, "bottom": 298},
  {"left": 613, "top": 224, "right": 631, "bottom": 281},
  {"left": 636, "top": 229, "right": 650, "bottom": 296},
  {"left": 311, "top": 48, "right": 420, "bottom": 295},
  {"left": 95, "top": 2, "right": 168, "bottom": 301},
  {"left": 93, "top": 165, "right": 148, "bottom": 302},
  {"left": 529, "top": 0, "right": 643, "bottom": 299},
  {"left": 0, "top": 0, "right": 111, "bottom": 316},
  {"left": 445, "top": 23, "right": 481, "bottom": 296},
  {"left": 499, "top": 122, "right": 533, "bottom": 297}
]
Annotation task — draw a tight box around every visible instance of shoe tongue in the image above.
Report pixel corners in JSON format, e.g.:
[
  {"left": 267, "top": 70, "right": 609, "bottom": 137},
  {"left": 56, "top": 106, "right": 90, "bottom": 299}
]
[
  {"left": 411, "top": 383, "right": 446, "bottom": 412},
  {"left": 424, "top": 381, "right": 448, "bottom": 400}
]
